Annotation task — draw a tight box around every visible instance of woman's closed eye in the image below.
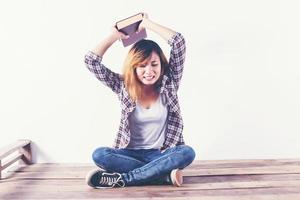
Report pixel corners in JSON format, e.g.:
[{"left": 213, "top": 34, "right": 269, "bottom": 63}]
[
  {"left": 151, "top": 61, "right": 159, "bottom": 67},
  {"left": 138, "top": 64, "right": 146, "bottom": 68}
]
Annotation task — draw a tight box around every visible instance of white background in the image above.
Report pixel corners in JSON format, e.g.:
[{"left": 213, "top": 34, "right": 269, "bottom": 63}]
[{"left": 1, "top": 0, "right": 299, "bottom": 163}]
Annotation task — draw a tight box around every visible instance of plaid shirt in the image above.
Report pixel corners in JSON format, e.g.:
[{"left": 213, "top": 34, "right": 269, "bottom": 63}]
[{"left": 84, "top": 33, "right": 186, "bottom": 149}]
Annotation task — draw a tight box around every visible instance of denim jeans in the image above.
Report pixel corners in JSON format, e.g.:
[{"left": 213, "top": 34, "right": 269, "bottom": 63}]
[{"left": 92, "top": 145, "right": 196, "bottom": 186}]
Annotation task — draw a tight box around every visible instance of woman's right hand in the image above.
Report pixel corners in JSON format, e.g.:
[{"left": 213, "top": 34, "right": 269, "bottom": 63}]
[
  {"left": 92, "top": 26, "right": 129, "bottom": 57},
  {"left": 111, "top": 26, "right": 129, "bottom": 42}
]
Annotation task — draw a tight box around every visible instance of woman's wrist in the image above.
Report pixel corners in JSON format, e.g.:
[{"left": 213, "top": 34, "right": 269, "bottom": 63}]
[
  {"left": 142, "top": 18, "right": 154, "bottom": 30},
  {"left": 107, "top": 33, "right": 119, "bottom": 44},
  {"left": 144, "top": 20, "right": 176, "bottom": 41}
]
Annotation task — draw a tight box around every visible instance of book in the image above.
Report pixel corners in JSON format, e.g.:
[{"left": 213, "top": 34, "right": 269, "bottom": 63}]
[{"left": 115, "top": 13, "right": 147, "bottom": 47}]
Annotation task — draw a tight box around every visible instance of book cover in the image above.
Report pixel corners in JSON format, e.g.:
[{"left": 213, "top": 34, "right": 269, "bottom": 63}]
[{"left": 115, "top": 13, "right": 147, "bottom": 47}]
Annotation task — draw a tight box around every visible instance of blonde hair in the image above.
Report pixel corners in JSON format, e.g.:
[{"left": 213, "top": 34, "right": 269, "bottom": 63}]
[{"left": 122, "top": 39, "right": 168, "bottom": 102}]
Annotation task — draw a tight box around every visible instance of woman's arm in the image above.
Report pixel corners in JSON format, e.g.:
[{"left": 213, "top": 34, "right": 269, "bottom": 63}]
[
  {"left": 92, "top": 27, "right": 129, "bottom": 57},
  {"left": 138, "top": 14, "right": 176, "bottom": 42},
  {"left": 139, "top": 14, "right": 186, "bottom": 90},
  {"left": 84, "top": 28, "right": 129, "bottom": 94}
]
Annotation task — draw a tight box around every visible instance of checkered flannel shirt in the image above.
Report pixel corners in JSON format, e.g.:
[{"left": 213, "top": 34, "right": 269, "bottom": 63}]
[{"left": 84, "top": 32, "right": 186, "bottom": 149}]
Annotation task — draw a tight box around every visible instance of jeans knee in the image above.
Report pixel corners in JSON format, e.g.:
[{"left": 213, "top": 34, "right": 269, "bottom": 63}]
[
  {"left": 179, "top": 145, "right": 196, "bottom": 165},
  {"left": 92, "top": 147, "right": 111, "bottom": 165}
]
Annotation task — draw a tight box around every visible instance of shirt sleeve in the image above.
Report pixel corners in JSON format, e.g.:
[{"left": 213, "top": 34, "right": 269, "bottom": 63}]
[
  {"left": 84, "top": 51, "right": 122, "bottom": 94},
  {"left": 167, "top": 33, "right": 186, "bottom": 90}
]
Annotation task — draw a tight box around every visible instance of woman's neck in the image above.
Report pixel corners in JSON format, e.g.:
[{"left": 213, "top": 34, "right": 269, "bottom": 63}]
[
  {"left": 141, "top": 85, "right": 157, "bottom": 97},
  {"left": 138, "top": 85, "right": 159, "bottom": 109}
]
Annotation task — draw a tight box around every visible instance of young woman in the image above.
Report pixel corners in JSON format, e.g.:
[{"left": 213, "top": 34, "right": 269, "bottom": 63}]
[{"left": 84, "top": 14, "right": 195, "bottom": 188}]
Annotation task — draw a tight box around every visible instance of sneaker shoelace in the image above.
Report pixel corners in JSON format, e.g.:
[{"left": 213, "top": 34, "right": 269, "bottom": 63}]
[{"left": 99, "top": 173, "right": 125, "bottom": 187}]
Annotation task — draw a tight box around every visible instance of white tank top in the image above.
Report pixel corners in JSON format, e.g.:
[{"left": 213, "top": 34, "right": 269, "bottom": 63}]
[{"left": 127, "top": 94, "right": 168, "bottom": 149}]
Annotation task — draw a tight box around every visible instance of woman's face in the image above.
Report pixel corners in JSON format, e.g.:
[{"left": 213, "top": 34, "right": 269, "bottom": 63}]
[{"left": 135, "top": 52, "right": 161, "bottom": 86}]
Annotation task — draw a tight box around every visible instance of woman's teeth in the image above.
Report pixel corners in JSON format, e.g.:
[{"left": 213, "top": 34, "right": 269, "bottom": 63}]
[{"left": 144, "top": 76, "right": 154, "bottom": 80}]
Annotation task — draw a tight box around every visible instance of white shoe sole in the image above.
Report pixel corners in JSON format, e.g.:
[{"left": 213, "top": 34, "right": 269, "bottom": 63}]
[{"left": 170, "top": 169, "right": 183, "bottom": 187}]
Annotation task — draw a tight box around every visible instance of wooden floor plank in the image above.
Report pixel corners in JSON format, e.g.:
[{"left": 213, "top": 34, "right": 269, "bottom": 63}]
[
  {"left": 4, "top": 165, "right": 300, "bottom": 179},
  {"left": 1, "top": 179, "right": 300, "bottom": 192},
  {"left": 9, "top": 159, "right": 300, "bottom": 174},
  {"left": 2, "top": 173, "right": 300, "bottom": 185},
  {"left": 10, "top": 158, "right": 300, "bottom": 171},
  {"left": 1, "top": 159, "right": 300, "bottom": 199},
  {"left": 1, "top": 187, "right": 300, "bottom": 200},
  {"left": 11, "top": 159, "right": 300, "bottom": 171}
]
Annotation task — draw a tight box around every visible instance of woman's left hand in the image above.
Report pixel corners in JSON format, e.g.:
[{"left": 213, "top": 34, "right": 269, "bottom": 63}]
[{"left": 138, "top": 12, "right": 149, "bottom": 32}]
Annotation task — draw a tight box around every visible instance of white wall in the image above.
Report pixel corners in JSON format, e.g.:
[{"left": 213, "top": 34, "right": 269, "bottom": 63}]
[{"left": 1, "top": 0, "right": 300, "bottom": 163}]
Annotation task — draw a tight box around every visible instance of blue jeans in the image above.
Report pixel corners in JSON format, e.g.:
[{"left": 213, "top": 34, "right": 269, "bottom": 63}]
[{"left": 92, "top": 145, "right": 196, "bottom": 186}]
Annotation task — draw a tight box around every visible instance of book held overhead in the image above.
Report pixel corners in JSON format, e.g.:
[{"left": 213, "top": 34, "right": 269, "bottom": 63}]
[{"left": 115, "top": 13, "right": 147, "bottom": 47}]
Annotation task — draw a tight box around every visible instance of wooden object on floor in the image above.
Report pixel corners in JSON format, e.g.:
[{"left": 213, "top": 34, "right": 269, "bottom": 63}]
[
  {"left": 0, "top": 140, "right": 32, "bottom": 179},
  {"left": 1, "top": 159, "right": 300, "bottom": 199}
]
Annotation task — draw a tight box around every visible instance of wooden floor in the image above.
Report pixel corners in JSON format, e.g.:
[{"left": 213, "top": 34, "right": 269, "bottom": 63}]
[{"left": 1, "top": 159, "right": 300, "bottom": 200}]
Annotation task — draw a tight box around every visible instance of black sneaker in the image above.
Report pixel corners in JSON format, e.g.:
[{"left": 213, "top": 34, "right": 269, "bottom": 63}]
[{"left": 86, "top": 169, "right": 125, "bottom": 188}]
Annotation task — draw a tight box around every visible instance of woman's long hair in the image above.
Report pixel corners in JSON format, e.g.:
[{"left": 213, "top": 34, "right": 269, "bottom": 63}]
[{"left": 122, "top": 39, "right": 168, "bottom": 102}]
